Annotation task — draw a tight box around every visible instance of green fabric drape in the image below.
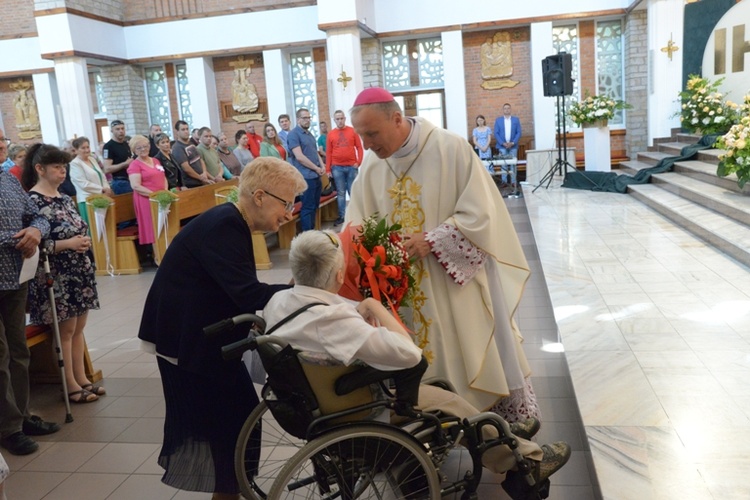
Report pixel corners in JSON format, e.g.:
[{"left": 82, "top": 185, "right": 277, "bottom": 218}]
[{"left": 562, "top": 134, "right": 720, "bottom": 193}]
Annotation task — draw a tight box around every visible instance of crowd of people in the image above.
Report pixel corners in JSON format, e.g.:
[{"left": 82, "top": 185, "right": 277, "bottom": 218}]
[{"left": 0, "top": 91, "right": 569, "bottom": 499}]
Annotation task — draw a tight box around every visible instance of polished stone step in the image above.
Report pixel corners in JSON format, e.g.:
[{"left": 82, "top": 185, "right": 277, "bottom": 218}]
[
  {"left": 627, "top": 183, "right": 750, "bottom": 267},
  {"left": 649, "top": 171, "right": 750, "bottom": 225},
  {"left": 618, "top": 160, "right": 652, "bottom": 176},
  {"left": 656, "top": 141, "right": 693, "bottom": 156},
  {"left": 636, "top": 151, "right": 673, "bottom": 166},
  {"left": 673, "top": 160, "right": 750, "bottom": 194}
]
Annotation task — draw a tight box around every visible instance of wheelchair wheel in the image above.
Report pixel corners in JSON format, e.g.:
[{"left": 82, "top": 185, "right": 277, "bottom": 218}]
[
  {"left": 235, "top": 400, "right": 306, "bottom": 500},
  {"left": 268, "top": 425, "right": 441, "bottom": 499}
]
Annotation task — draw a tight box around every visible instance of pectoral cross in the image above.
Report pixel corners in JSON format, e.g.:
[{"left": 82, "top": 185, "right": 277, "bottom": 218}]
[
  {"left": 337, "top": 69, "right": 353, "bottom": 90},
  {"left": 388, "top": 180, "right": 407, "bottom": 206},
  {"left": 660, "top": 34, "right": 679, "bottom": 61}
]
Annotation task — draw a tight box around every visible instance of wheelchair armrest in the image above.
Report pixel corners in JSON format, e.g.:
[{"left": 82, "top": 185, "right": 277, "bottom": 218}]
[{"left": 334, "top": 366, "right": 394, "bottom": 396}]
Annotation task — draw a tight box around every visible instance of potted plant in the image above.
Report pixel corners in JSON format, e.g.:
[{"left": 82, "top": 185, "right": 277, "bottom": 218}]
[
  {"left": 678, "top": 75, "right": 737, "bottom": 135},
  {"left": 569, "top": 92, "right": 630, "bottom": 128},
  {"left": 716, "top": 94, "right": 750, "bottom": 188}
]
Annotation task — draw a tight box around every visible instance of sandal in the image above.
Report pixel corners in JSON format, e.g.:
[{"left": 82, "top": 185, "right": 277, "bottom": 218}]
[
  {"left": 68, "top": 389, "right": 99, "bottom": 404},
  {"left": 81, "top": 383, "right": 106, "bottom": 396}
]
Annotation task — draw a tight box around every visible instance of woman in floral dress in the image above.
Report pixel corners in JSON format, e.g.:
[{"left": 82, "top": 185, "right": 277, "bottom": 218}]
[{"left": 21, "top": 144, "right": 102, "bottom": 404}]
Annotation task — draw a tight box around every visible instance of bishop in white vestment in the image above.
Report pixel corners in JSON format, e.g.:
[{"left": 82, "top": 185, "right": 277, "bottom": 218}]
[{"left": 346, "top": 87, "right": 540, "bottom": 419}]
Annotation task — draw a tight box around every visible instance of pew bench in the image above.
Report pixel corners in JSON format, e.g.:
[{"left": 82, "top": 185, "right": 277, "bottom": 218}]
[
  {"left": 26, "top": 324, "right": 102, "bottom": 384},
  {"left": 277, "top": 192, "right": 338, "bottom": 249}
]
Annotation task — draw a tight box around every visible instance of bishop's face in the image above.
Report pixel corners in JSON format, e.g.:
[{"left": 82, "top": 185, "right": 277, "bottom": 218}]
[{"left": 351, "top": 106, "right": 405, "bottom": 159}]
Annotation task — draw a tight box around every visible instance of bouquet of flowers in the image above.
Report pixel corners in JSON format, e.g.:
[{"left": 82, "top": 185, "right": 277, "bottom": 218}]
[
  {"left": 678, "top": 75, "right": 737, "bottom": 135},
  {"left": 568, "top": 92, "right": 630, "bottom": 126},
  {"left": 338, "top": 214, "right": 415, "bottom": 315},
  {"left": 716, "top": 93, "right": 750, "bottom": 188}
]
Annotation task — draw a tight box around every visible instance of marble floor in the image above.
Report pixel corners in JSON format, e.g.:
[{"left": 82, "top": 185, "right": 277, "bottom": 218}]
[
  {"left": 524, "top": 177, "right": 750, "bottom": 500},
  {"left": 1, "top": 193, "right": 608, "bottom": 499}
]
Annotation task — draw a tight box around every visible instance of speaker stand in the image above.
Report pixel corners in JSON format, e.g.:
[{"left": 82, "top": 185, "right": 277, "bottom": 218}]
[{"left": 533, "top": 95, "right": 577, "bottom": 192}]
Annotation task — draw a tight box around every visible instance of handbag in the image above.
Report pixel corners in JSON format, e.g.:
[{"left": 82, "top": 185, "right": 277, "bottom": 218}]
[{"left": 321, "top": 174, "right": 336, "bottom": 196}]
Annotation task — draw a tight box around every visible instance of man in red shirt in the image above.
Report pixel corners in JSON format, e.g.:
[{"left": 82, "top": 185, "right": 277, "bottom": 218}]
[
  {"left": 245, "top": 122, "right": 263, "bottom": 158},
  {"left": 326, "top": 110, "right": 364, "bottom": 225}
]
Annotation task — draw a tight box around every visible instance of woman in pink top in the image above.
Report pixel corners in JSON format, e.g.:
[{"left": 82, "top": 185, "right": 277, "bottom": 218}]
[{"left": 127, "top": 135, "right": 167, "bottom": 246}]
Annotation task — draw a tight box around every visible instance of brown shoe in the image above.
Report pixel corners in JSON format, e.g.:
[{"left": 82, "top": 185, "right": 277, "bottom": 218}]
[
  {"left": 501, "top": 441, "right": 571, "bottom": 499},
  {"left": 509, "top": 417, "right": 541, "bottom": 440},
  {"left": 537, "top": 441, "right": 571, "bottom": 482}
]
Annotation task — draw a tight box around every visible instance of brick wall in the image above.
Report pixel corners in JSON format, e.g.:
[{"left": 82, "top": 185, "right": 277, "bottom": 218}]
[
  {"left": 1, "top": 2, "right": 36, "bottom": 37},
  {"left": 122, "top": 0, "right": 308, "bottom": 22},
  {"left": 34, "top": 0, "right": 124, "bottom": 22},
  {"left": 463, "top": 28, "right": 532, "bottom": 145},
  {"left": 99, "top": 65, "right": 149, "bottom": 137},
  {"left": 313, "top": 47, "right": 331, "bottom": 126},
  {"left": 361, "top": 38, "right": 383, "bottom": 88},
  {"left": 624, "top": 9, "right": 648, "bottom": 158},
  {"left": 212, "top": 53, "right": 267, "bottom": 145}
]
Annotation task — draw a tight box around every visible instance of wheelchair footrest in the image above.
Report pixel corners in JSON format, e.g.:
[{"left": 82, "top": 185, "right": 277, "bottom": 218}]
[{"left": 502, "top": 471, "right": 550, "bottom": 500}]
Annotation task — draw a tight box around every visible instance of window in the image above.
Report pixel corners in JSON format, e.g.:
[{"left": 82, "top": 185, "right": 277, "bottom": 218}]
[
  {"left": 175, "top": 63, "right": 193, "bottom": 127},
  {"left": 382, "top": 38, "right": 444, "bottom": 90},
  {"left": 91, "top": 71, "right": 107, "bottom": 115},
  {"left": 596, "top": 19, "right": 625, "bottom": 126},
  {"left": 290, "top": 52, "right": 320, "bottom": 135},
  {"left": 552, "top": 24, "right": 580, "bottom": 129},
  {"left": 144, "top": 66, "right": 172, "bottom": 136}
]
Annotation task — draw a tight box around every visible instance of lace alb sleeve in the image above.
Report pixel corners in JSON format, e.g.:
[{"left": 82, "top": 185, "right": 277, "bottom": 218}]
[{"left": 425, "top": 223, "right": 486, "bottom": 286}]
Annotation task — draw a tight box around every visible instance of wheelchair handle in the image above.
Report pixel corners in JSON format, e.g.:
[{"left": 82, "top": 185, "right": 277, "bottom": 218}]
[
  {"left": 203, "top": 313, "right": 267, "bottom": 338},
  {"left": 221, "top": 333, "right": 289, "bottom": 361},
  {"left": 222, "top": 337, "right": 258, "bottom": 360}
]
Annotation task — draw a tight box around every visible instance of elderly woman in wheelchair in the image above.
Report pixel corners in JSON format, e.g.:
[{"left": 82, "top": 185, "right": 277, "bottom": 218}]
[{"left": 211, "top": 230, "right": 570, "bottom": 499}]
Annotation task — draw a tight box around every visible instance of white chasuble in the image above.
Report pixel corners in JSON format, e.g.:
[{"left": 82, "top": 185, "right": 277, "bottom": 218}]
[{"left": 347, "top": 118, "right": 533, "bottom": 411}]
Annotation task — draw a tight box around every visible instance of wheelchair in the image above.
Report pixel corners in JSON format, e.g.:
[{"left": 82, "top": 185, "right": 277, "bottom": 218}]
[{"left": 205, "top": 313, "right": 552, "bottom": 500}]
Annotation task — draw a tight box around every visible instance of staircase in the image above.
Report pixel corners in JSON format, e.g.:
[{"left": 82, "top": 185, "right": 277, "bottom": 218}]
[{"left": 619, "top": 130, "right": 750, "bottom": 267}]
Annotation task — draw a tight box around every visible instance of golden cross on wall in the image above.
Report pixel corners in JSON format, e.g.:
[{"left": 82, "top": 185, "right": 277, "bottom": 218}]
[
  {"left": 337, "top": 69, "right": 352, "bottom": 90},
  {"left": 660, "top": 34, "right": 679, "bottom": 61}
]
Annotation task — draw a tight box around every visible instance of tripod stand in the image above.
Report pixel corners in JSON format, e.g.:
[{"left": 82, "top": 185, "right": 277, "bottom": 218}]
[{"left": 533, "top": 95, "right": 576, "bottom": 192}]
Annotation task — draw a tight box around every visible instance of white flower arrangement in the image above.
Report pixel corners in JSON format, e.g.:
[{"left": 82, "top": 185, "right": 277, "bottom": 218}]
[
  {"left": 716, "top": 93, "right": 750, "bottom": 188},
  {"left": 569, "top": 93, "right": 629, "bottom": 127},
  {"left": 678, "top": 75, "right": 736, "bottom": 135}
]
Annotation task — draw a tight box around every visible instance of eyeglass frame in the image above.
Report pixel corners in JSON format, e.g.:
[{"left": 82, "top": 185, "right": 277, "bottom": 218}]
[{"left": 263, "top": 190, "right": 295, "bottom": 212}]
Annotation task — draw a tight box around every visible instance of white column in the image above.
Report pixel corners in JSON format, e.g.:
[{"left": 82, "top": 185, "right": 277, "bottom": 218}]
[
  {"left": 263, "top": 49, "right": 294, "bottom": 123},
  {"left": 441, "top": 30, "right": 468, "bottom": 136},
  {"left": 53, "top": 57, "right": 96, "bottom": 143},
  {"left": 31, "top": 72, "right": 63, "bottom": 147},
  {"left": 185, "top": 57, "right": 220, "bottom": 131},
  {"left": 647, "top": 0, "right": 683, "bottom": 144},
  {"left": 530, "top": 22, "right": 557, "bottom": 151},
  {"left": 325, "top": 28, "right": 364, "bottom": 117}
]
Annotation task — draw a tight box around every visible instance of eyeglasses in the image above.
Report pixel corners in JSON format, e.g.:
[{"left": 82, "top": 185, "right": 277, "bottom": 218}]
[
  {"left": 1, "top": 138, "right": 9, "bottom": 145},
  {"left": 263, "top": 190, "right": 295, "bottom": 212},
  {"left": 110, "top": 120, "right": 124, "bottom": 127},
  {"left": 299, "top": 116, "right": 311, "bottom": 120},
  {"left": 323, "top": 231, "right": 339, "bottom": 248}
]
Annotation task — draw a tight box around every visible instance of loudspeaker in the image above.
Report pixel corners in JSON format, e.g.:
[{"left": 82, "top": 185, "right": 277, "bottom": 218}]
[{"left": 542, "top": 53, "right": 573, "bottom": 97}]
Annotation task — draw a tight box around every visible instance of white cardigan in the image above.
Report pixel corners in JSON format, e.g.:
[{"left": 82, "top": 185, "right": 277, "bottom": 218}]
[{"left": 69, "top": 156, "right": 110, "bottom": 202}]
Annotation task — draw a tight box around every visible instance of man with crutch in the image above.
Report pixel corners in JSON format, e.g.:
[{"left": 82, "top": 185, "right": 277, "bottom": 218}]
[{"left": 0, "top": 137, "right": 61, "bottom": 456}]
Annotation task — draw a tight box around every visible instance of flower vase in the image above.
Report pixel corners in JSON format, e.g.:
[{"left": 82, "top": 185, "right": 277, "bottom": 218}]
[{"left": 582, "top": 120, "right": 611, "bottom": 172}]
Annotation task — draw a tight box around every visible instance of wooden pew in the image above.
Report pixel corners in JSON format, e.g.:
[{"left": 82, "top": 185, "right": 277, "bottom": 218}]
[
  {"left": 86, "top": 194, "right": 142, "bottom": 275},
  {"left": 277, "top": 193, "right": 339, "bottom": 249},
  {"left": 26, "top": 323, "right": 102, "bottom": 384},
  {"left": 147, "top": 180, "right": 239, "bottom": 264}
]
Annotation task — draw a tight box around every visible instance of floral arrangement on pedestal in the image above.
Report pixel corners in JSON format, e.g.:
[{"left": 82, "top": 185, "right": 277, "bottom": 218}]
[
  {"left": 678, "top": 75, "right": 737, "bottom": 135},
  {"left": 716, "top": 94, "right": 750, "bottom": 188},
  {"left": 569, "top": 92, "right": 630, "bottom": 127},
  {"left": 338, "top": 214, "right": 415, "bottom": 317}
]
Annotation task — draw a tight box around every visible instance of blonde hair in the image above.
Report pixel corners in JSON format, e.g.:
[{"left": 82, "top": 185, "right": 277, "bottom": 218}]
[
  {"left": 289, "top": 230, "right": 344, "bottom": 290},
  {"left": 128, "top": 134, "right": 149, "bottom": 152},
  {"left": 238, "top": 156, "right": 306, "bottom": 200}
]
